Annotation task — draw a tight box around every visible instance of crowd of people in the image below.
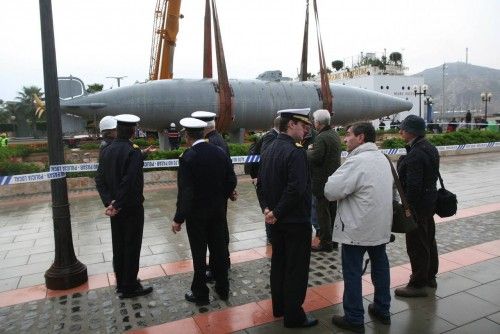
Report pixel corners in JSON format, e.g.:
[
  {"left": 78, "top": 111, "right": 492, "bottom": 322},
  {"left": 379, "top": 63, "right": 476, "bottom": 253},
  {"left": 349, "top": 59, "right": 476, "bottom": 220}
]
[{"left": 94, "top": 110, "right": 442, "bottom": 332}]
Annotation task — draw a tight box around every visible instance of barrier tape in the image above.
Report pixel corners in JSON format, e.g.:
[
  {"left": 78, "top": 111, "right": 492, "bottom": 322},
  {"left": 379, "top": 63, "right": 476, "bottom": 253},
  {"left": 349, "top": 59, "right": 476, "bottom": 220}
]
[{"left": 1, "top": 141, "right": 500, "bottom": 186}]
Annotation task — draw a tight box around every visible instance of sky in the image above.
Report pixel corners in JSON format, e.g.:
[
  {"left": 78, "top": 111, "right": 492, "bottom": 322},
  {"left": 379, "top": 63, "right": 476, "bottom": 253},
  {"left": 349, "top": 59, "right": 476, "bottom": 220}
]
[{"left": 1, "top": 0, "right": 499, "bottom": 101}]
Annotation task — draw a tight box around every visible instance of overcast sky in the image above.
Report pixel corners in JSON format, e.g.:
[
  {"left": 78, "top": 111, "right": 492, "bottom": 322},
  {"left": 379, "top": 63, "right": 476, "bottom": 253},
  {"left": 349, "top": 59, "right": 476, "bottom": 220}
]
[{"left": 1, "top": 0, "right": 499, "bottom": 101}]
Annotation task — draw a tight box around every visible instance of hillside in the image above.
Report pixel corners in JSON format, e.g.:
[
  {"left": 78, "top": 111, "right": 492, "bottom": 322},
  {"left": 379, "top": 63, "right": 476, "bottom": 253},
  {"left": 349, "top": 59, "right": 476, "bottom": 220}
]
[{"left": 412, "top": 62, "right": 500, "bottom": 116}]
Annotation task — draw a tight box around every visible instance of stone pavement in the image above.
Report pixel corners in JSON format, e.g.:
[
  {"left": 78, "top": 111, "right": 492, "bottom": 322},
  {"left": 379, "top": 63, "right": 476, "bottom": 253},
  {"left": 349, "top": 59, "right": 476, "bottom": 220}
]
[
  {"left": 1, "top": 152, "right": 500, "bottom": 291},
  {"left": 0, "top": 152, "right": 499, "bottom": 333}
]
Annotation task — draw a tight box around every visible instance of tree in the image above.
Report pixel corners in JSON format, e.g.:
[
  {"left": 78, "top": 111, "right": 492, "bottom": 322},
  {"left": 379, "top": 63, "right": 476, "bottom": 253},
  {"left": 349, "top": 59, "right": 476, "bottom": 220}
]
[
  {"left": 331, "top": 60, "right": 344, "bottom": 71},
  {"left": 16, "top": 86, "right": 44, "bottom": 138},
  {"left": 389, "top": 52, "right": 402, "bottom": 66},
  {"left": 306, "top": 72, "right": 316, "bottom": 80},
  {"left": 86, "top": 83, "right": 104, "bottom": 94}
]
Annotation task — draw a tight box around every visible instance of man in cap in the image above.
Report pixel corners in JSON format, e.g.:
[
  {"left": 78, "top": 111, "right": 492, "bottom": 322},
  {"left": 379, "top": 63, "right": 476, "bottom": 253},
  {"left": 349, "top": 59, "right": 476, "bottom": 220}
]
[
  {"left": 395, "top": 115, "right": 440, "bottom": 298},
  {"left": 98, "top": 116, "right": 117, "bottom": 151},
  {"left": 256, "top": 108, "right": 318, "bottom": 328},
  {"left": 191, "top": 111, "right": 229, "bottom": 155},
  {"left": 172, "top": 117, "right": 237, "bottom": 305},
  {"left": 95, "top": 114, "right": 153, "bottom": 299},
  {"left": 191, "top": 110, "right": 233, "bottom": 281},
  {"left": 167, "top": 122, "right": 181, "bottom": 150}
]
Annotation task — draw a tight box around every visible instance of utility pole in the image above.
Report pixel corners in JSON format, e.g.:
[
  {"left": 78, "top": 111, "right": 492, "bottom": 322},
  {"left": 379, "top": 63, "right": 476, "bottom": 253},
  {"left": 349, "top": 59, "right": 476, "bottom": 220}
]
[
  {"left": 106, "top": 76, "right": 127, "bottom": 87},
  {"left": 39, "top": 0, "right": 87, "bottom": 290},
  {"left": 442, "top": 63, "right": 446, "bottom": 120}
]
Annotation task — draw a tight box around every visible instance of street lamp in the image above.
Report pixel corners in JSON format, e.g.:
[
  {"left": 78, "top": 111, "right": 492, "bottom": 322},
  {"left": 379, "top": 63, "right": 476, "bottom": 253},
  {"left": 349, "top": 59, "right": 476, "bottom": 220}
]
[
  {"left": 10, "top": 115, "right": 16, "bottom": 137},
  {"left": 414, "top": 84, "right": 429, "bottom": 118},
  {"left": 424, "top": 96, "right": 433, "bottom": 123},
  {"left": 481, "top": 92, "right": 492, "bottom": 121}
]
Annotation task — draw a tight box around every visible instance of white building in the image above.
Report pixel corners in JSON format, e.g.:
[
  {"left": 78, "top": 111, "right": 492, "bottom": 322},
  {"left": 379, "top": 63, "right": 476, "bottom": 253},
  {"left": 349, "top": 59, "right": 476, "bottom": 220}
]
[{"left": 328, "top": 63, "right": 426, "bottom": 129}]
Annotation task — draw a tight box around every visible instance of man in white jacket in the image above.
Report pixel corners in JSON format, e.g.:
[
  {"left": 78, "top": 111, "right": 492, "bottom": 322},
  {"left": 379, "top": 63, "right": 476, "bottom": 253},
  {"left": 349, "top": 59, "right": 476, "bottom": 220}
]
[{"left": 324, "top": 122, "right": 393, "bottom": 333}]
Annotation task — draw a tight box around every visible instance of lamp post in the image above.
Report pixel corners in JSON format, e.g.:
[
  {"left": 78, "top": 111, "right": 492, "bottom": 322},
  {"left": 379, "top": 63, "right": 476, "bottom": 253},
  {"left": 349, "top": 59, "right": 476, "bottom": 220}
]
[
  {"left": 424, "top": 96, "right": 433, "bottom": 123},
  {"left": 481, "top": 92, "right": 492, "bottom": 121},
  {"left": 413, "top": 84, "right": 429, "bottom": 118},
  {"left": 10, "top": 115, "right": 16, "bottom": 137}
]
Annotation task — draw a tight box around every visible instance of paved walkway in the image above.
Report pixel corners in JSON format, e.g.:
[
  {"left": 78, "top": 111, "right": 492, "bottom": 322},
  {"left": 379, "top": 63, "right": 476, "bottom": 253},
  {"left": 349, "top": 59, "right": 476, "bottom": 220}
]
[{"left": 0, "top": 152, "right": 499, "bottom": 333}]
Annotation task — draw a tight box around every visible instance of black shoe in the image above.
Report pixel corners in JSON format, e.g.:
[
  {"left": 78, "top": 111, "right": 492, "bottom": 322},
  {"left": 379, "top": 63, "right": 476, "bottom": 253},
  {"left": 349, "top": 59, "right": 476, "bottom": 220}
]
[
  {"left": 394, "top": 285, "right": 428, "bottom": 298},
  {"left": 284, "top": 314, "right": 318, "bottom": 328},
  {"left": 116, "top": 278, "right": 141, "bottom": 294},
  {"left": 311, "top": 243, "right": 334, "bottom": 252},
  {"left": 427, "top": 278, "right": 437, "bottom": 288},
  {"left": 119, "top": 285, "right": 153, "bottom": 299},
  {"left": 368, "top": 303, "right": 391, "bottom": 325},
  {"left": 215, "top": 288, "right": 229, "bottom": 301},
  {"left": 205, "top": 270, "right": 214, "bottom": 283},
  {"left": 184, "top": 292, "right": 210, "bottom": 306},
  {"left": 331, "top": 315, "right": 365, "bottom": 333}
]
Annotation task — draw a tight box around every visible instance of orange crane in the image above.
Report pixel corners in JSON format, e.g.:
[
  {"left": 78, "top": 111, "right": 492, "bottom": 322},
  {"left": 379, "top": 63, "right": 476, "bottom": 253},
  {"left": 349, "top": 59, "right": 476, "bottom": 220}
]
[{"left": 149, "top": 0, "right": 182, "bottom": 80}]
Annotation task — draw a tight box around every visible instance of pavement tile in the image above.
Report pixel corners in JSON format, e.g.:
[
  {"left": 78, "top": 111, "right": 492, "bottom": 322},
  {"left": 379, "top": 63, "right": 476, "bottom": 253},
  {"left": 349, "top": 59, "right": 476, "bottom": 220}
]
[
  {"left": 0, "top": 261, "right": 52, "bottom": 280},
  {"left": 0, "top": 255, "right": 29, "bottom": 268},
  {"left": 302, "top": 289, "right": 332, "bottom": 312},
  {"left": 253, "top": 246, "right": 272, "bottom": 258},
  {"left": 434, "top": 272, "right": 482, "bottom": 298},
  {"left": 466, "top": 280, "right": 500, "bottom": 306},
  {"left": 0, "top": 285, "right": 47, "bottom": 308},
  {"left": 452, "top": 257, "right": 500, "bottom": 283},
  {"left": 230, "top": 249, "right": 263, "bottom": 264},
  {"left": 366, "top": 306, "right": 455, "bottom": 334},
  {"left": 0, "top": 277, "right": 20, "bottom": 293},
  {"left": 0, "top": 240, "right": 35, "bottom": 252},
  {"left": 443, "top": 318, "right": 500, "bottom": 334},
  {"left": 161, "top": 259, "right": 194, "bottom": 276},
  {"left": 17, "top": 272, "right": 46, "bottom": 288},
  {"left": 487, "top": 311, "right": 500, "bottom": 325},
  {"left": 310, "top": 281, "right": 344, "bottom": 304},
  {"left": 193, "top": 302, "right": 274, "bottom": 334},
  {"left": 127, "top": 317, "right": 203, "bottom": 334},
  {"left": 440, "top": 248, "right": 496, "bottom": 266},
  {"left": 138, "top": 265, "right": 167, "bottom": 280},
  {"left": 471, "top": 239, "right": 500, "bottom": 256},
  {"left": 244, "top": 319, "right": 331, "bottom": 333},
  {"left": 434, "top": 292, "right": 500, "bottom": 326}
]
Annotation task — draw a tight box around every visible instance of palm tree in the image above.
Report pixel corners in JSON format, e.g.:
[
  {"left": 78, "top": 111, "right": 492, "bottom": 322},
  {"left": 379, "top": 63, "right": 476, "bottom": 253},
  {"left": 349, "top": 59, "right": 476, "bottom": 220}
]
[{"left": 16, "top": 86, "right": 44, "bottom": 138}]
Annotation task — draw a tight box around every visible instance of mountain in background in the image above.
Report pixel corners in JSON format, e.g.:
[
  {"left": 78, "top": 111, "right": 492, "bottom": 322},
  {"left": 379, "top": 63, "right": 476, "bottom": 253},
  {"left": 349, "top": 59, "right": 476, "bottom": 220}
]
[{"left": 412, "top": 62, "right": 500, "bottom": 117}]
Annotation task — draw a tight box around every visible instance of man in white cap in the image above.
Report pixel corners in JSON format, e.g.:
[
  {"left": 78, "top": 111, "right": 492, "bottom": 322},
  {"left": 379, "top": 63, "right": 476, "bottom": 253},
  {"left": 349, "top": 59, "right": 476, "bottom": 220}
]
[
  {"left": 171, "top": 117, "right": 237, "bottom": 305},
  {"left": 191, "top": 111, "right": 229, "bottom": 155},
  {"left": 95, "top": 114, "right": 153, "bottom": 299},
  {"left": 191, "top": 110, "right": 232, "bottom": 281},
  {"left": 256, "top": 108, "right": 318, "bottom": 328},
  {"left": 98, "top": 116, "right": 117, "bottom": 151}
]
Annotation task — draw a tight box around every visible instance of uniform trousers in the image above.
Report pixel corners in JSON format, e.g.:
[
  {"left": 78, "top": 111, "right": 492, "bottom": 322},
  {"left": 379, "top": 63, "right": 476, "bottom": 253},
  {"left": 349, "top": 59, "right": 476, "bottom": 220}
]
[
  {"left": 270, "top": 223, "right": 311, "bottom": 326},
  {"left": 186, "top": 204, "right": 230, "bottom": 298},
  {"left": 110, "top": 206, "right": 144, "bottom": 292},
  {"left": 208, "top": 201, "right": 231, "bottom": 271},
  {"left": 316, "top": 196, "right": 333, "bottom": 246},
  {"left": 406, "top": 214, "right": 439, "bottom": 288}
]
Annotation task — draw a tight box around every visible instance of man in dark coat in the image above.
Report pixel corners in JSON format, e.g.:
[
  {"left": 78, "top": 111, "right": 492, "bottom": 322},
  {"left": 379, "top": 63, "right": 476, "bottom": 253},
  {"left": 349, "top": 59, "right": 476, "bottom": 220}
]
[
  {"left": 95, "top": 114, "right": 153, "bottom": 299},
  {"left": 257, "top": 108, "right": 318, "bottom": 329},
  {"left": 172, "top": 117, "right": 237, "bottom": 305},
  {"left": 395, "top": 115, "right": 440, "bottom": 298},
  {"left": 307, "top": 109, "right": 342, "bottom": 252}
]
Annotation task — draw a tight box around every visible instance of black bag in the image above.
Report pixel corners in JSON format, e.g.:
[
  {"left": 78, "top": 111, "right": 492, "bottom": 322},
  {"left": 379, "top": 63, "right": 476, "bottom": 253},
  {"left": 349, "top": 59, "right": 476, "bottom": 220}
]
[
  {"left": 435, "top": 177, "right": 457, "bottom": 218},
  {"left": 418, "top": 148, "right": 458, "bottom": 218},
  {"left": 385, "top": 155, "right": 418, "bottom": 233}
]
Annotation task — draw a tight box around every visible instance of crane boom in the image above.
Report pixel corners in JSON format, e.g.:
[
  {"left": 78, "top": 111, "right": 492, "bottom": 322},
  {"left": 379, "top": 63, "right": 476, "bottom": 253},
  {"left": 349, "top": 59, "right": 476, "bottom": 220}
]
[{"left": 149, "top": 0, "right": 182, "bottom": 80}]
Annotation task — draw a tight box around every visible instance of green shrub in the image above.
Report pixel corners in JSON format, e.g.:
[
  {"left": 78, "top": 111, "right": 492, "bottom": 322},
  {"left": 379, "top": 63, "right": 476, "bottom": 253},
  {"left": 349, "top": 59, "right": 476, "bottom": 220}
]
[
  {"left": 79, "top": 142, "right": 100, "bottom": 150},
  {"left": 228, "top": 143, "right": 251, "bottom": 156},
  {"left": 148, "top": 149, "right": 185, "bottom": 160},
  {"left": 380, "top": 138, "right": 406, "bottom": 149},
  {"left": 0, "top": 160, "right": 43, "bottom": 175},
  {"left": 133, "top": 138, "right": 159, "bottom": 148}
]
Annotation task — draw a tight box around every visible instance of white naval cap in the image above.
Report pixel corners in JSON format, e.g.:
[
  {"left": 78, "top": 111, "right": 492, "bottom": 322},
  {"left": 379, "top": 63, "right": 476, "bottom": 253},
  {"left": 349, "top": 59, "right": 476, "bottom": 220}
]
[
  {"left": 99, "top": 116, "right": 117, "bottom": 132},
  {"left": 277, "top": 108, "right": 311, "bottom": 125},
  {"left": 170, "top": 122, "right": 176, "bottom": 128},
  {"left": 191, "top": 111, "right": 216, "bottom": 122},
  {"left": 114, "top": 114, "right": 140, "bottom": 126},
  {"left": 179, "top": 117, "right": 207, "bottom": 131}
]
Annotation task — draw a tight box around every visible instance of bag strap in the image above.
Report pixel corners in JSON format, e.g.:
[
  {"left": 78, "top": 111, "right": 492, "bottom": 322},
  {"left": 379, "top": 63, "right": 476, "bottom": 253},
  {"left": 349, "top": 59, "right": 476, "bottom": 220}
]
[
  {"left": 415, "top": 146, "right": 445, "bottom": 189},
  {"left": 384, "top": 154, "right": 412, "bottom": 216}
]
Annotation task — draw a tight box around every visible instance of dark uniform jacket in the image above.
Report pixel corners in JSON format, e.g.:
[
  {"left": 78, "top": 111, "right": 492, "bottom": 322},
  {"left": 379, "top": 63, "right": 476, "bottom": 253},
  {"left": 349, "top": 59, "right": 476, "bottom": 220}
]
[
  {"left": 206, "top": 130, "right": 229, "bottom": 156},
  {"left": 257, "top": 133, "right": 311, "bottom": 224},
  {"left": 173, "top": 142, "right": 237, "bottom": 224},
  {"left": 307, "top": 125, "right": 342, "bottom": 198},
  {"left": 397, "top": 136, "right": 439, "bottom": 217},
  {"left": 95, "top": 139, "right": 144, "bottom": 210}
]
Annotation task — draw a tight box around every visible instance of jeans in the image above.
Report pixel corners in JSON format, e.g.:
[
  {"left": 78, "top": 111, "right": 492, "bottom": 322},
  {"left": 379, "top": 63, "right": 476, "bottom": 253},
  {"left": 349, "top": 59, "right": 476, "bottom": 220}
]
[{"left": 342, "top": 244, "right": 391, "bottom": 325}]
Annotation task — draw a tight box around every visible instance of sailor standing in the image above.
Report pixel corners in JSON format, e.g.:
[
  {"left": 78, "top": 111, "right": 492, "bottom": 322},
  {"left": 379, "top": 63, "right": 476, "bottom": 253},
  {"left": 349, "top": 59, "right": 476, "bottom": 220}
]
[
  {"left": 171, "top": 117, "right": 237, "bottom": 305},
  {"left": 95, "top": 114, "right": 153, "bottom": 299},
  {"left": 256, "top": 108, "right": 318, "bottom": 328}
]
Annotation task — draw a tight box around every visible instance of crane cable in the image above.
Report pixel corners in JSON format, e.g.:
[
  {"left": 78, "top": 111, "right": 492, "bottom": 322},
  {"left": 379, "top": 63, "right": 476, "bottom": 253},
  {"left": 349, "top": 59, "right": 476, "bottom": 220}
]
[{"left": 312, "top": 0, "right": 333, "bottom": 113}]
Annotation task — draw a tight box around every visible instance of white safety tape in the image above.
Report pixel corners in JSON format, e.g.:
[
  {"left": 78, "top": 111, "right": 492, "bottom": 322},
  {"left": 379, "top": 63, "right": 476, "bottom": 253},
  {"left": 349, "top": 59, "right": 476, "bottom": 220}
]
[
  {"left": 0, "top": 171, "right": 66, "bottom": 185},
  {"left": 2, "top": 141, "right": 500, "bottom": 185}
]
